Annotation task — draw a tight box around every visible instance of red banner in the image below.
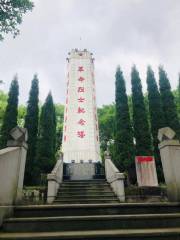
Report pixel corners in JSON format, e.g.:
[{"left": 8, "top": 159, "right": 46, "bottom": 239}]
[{"left": 136, "top": 156, "right": 153, "bottom": 163}]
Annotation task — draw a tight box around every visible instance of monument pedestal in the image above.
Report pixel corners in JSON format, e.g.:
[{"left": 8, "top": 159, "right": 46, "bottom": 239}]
[{"left": 67, "top": 163, "right": 95, "bottom": 180}]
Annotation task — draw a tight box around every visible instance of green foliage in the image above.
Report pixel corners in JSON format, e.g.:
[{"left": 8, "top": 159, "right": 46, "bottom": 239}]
[
  {"left": 18, "top": 104, "right": 26, "bottom": 127},
  {"left": 178, "top": 76, "right": 180, "bottom": 120},
  {"left": 174, "top": 75, "right": 180, "bottom": 121},
  {"left": 159, "top": 67, "right": 180, "bottom": 138},
  {"left": 0, "top": 90, "right": 8, "bottom": 128},
  {"left": 146, "top": 66, "right": 165, "bottom": 181},
  {"left": 24, "top": 75, "right": 39, "bottom": 185},
  {"left": 0, "top": 76, "right": 19, "bottom": 148},
  {"left": 131, "top": 66, "right": 152, "bottom": 156},
  {"left": 97, "top": 104, "right": 115, "bottom": 153},
  {"left": 0, "top": 0, "right": 34, "bottom": 40},
  {"left": 114, "top": 67, "right": 135, "bottom": 181},
  {"left": 54, "top": 104, "right": 64, "bottom": 153},
  {"left": 36, "top": 93, "right": 57, "bottom": 178}
]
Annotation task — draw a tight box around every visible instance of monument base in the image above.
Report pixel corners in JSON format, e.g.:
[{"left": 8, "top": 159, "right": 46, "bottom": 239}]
[{"left": 66, "top": 163, "right": 95, "bottom": 180}]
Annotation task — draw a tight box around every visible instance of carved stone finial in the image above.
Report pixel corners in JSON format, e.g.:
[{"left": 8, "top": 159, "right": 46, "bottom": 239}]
[
  {"left": 158, "top": 127, "right": 176, "bottom": 142},
  {"left": 7, "top": 126, "right": 28, "bottom": 148},
  {"left": 104, "top": 150, "right": 110, "bottom": 159}
]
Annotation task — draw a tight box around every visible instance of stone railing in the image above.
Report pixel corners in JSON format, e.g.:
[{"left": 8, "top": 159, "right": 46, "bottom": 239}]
[
  {"left": 0, "top": 127, "right": 28, "bottom": 226},
  {"left": 105, "top": 152, "right": 125, "bottom": 202},
  {"left": 47, "top": 156, "right": 63, "bottom": 204}
]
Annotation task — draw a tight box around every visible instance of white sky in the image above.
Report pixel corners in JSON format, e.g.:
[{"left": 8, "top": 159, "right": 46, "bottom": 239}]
[{"left": 0, "top": 0, "right": 180, "bottom": 106}]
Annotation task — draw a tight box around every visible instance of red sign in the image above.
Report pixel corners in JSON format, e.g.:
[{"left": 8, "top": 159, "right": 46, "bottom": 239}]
[{"left": 136, "top": 156, "right": 153, "bottom": 163}]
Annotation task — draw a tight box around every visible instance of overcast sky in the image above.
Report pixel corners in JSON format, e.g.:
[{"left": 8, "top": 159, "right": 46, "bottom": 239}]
[{"left": 0, "top": 0, "right": 180, "bottom": 106}]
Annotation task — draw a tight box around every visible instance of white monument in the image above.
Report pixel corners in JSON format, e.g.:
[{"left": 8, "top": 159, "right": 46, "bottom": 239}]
[{"left": 62, "top": 49, "right": 101, "bottom": 164}]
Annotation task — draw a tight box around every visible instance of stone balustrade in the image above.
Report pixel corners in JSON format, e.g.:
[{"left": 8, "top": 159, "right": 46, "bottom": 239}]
[
  {"left": 0, "top": 127, "right": 28, "bottom": 226},
  {"left": 47, "top": 156, "right": 63, "bottom": 203},
  {"left": 105, "top": 153, "right": 125, "bottom": 202}
]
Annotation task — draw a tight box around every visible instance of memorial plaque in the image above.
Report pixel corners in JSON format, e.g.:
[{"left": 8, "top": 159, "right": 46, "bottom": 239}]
[{"left": 135, "top": 156, "right": 158, "bottom": 187}]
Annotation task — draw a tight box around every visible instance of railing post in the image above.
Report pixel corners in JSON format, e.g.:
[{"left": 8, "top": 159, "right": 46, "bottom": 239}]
[
  {"left": 0, "top": 127, "right": 28, "bottom": 226},
  {"left": 47, "top": 155, "right": 63, "bottom": 204},
  {"left": 158, "top": 127, "right": 180, "bottom": 201},
  {"left": 47, "top": 174, "right": 57, "bottom": 204},
  {"left": 105, "top": 151, "right": 125, "bottom": 202},
  {"left": 6, "top": 127, "right": 28, "bottom": 204}
]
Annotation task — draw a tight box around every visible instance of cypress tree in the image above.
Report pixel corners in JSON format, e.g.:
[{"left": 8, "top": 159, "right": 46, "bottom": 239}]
[
  {"left": 115, "top": 66, "right": 135, "bottom": 182},
  {"left": 24, "top": 75, "right": 39, "bottom": 185},
  {"left": 146, "top": 66, "right": 165, "bottom": 181},
  {"left": 159, "top": 66, "right": 180, "bottom": 138},
  {"left": 131, "top": 66, "right": 152, "bottom": 156},
  {"left": 0, "top": 76, "right": 19, "bottom": 148},
  {"left": 178, "top": 74, "right": 180, "bottom": 120},
  {"left": 37, "top": 92, "right": 57, "bottom": 176}
]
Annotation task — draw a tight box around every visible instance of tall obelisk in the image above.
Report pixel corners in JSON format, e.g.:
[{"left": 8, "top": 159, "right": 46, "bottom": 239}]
[{"left": 62, "top": 49, "right": 101, "bottom": 163}]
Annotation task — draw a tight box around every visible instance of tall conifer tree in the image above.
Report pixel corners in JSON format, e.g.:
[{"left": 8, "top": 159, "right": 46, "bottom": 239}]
[
  {"left": 115, "top": 67, "right": 135, "bottom": 182},
  {"left": 0, "top": 76, "right": 19, "bottom": 148},
  {"left": 178, "top": 74, "right": 180, "bottom": 120},
  {"left": 131, "top": 66, "right": 152, "bottom": 156},
  {"left": 24, "top": 75, "right": 39, "bottom": 185},
  {"left": 37, "top": 93, "right": 57, "bottom": 176},
  {"left": 146, "top": 66, "right": 165, "bottom": 181},
  {"left": 159, "top": 66, "right": 180, "bottom": 138}
]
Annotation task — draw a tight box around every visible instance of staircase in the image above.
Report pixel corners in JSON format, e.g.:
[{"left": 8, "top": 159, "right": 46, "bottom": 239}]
[
  {"left": 54, "top": 179, "right": 119, "bottom": 204},
  {"left": 1, "top": 179, "right": 180, "bottom": 239}
]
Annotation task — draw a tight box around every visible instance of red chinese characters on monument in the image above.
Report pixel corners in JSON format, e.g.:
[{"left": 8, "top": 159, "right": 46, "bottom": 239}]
[
  {"left": 77, "top": 131, "right": 85, "bottom": 138},
  {"left": 78, "top": 87, "right": 85, "bottom": 93},
  {"left": 77, "top": 66, "right": 86, "bottom": 139},
  {"left": 78, "top": 119, "right": 86, "bottom": 126},
  {"left": 78, "top": 66, "right": 84, "bottom": 72},
  {"left": 78, "top": 76, "right": 85, "bottom": 82},
  {"left": 77, "top": 107, "right": 85, "bottom": 114},
  {"left": 78, "top": 97, "right": 85, "bottom": 103}
]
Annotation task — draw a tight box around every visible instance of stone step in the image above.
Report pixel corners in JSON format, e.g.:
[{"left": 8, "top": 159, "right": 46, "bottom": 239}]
[
  {"left": 53, "top": 199, "right": 119, "bottom": 204},
  {"left": 58, "top": 189, "right": 113, "bottom": 195},
  {"left": 56, "top": 195, "right": 116, "bottom": 200},
  {"left": 58, "top": 186, "right": 112, "bottom": 191},
  {"left": 1, "top": 228, "right": 180, "bottom": 239},
  {"left": 60, "top": 184, "right": 109, "bottom": 188},
  {"left": 57, "top": 193, "right": 115, "bottom": 197},
  {"left": 3, "top": 213, "right": 180, "bottom": 232},
  {"left": 13, "top": 203, "right": 180, "bottom": 218},
  {"left": 63, "top": 180, "right": 106, "bottom": 183}
]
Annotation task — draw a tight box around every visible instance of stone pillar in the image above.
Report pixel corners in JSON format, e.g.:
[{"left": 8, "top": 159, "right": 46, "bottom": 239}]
[
  {"left": 158, "top": 127, "right": 180, "bottom": 201},
  {"left": 6, "top": 126, "right": 28, "bottom": 204}
]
